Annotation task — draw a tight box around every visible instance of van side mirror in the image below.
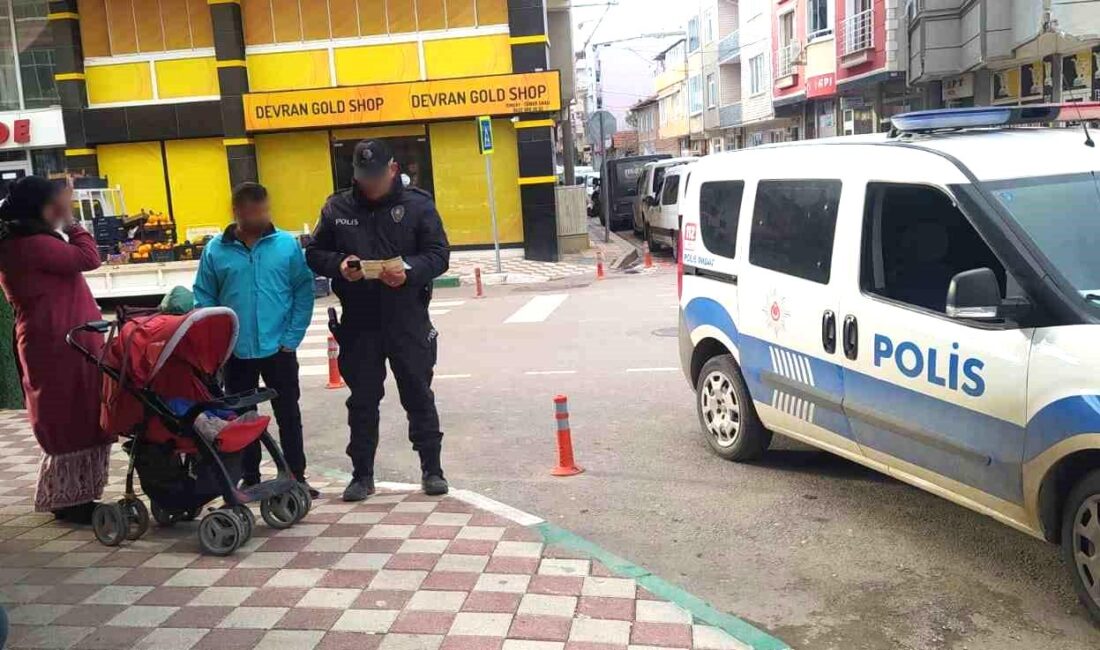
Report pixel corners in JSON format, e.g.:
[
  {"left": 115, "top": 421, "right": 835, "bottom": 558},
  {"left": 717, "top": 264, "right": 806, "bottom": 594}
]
[{"left": 946, "top": 268, "right": 1002, "bottom": 320}]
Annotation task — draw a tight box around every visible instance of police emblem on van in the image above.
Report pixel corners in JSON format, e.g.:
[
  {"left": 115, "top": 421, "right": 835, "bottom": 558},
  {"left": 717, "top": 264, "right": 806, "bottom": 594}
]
[
  {"left": 763, "top": 290, "right": 790, "bottom": 337},
  {"left": 392, "top": 205, "right": 406, "bottom": 223}
]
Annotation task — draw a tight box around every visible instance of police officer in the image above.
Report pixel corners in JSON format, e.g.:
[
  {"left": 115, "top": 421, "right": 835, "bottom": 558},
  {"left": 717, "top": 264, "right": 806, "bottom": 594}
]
[{"left": 306, "top": 140, "right": 450, "bottom": 501}]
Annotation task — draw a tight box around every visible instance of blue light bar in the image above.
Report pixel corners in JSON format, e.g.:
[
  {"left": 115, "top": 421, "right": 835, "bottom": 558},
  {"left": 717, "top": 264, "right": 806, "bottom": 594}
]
[{"left": 890, "top": 102, "right": 1100, "bottom": 134}]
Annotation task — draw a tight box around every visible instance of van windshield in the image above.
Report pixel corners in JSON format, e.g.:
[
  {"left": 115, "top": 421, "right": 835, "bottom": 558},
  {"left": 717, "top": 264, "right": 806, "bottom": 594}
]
[{"left": 984, "top": 172, "right": 1100, "bottom": 298}]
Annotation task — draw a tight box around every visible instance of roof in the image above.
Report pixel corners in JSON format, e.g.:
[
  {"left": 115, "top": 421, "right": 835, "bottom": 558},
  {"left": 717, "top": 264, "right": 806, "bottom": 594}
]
[{"left": 654, "top": 38, "right": 686, "bottom": 60}]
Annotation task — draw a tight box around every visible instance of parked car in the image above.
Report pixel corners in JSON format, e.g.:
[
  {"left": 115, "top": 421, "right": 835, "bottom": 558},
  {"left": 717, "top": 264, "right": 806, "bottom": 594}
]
[
  {"left": 600, "top": 154, "right": 670, "bottom": 231},
  {"left": 643, "top": 163, "right": 693, "bottom": 256},
  {"left": 634, "top": 157, "right": 699, "bottom": 235},
  {"left": 678, "top": 104, "right": 1100, "bottom": 623}
]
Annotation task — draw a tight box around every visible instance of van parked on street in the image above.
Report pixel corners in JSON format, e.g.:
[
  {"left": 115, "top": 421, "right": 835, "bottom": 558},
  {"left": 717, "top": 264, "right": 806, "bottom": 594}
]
[
  {"left": 678, "top": 105, "right": 1100, "bottom": 622},
  {"left": 634, "top": 157, "right": 699, "bottom": 235},
  {"left": 600, "top": 154, "right": 670, "bottom": 231},
  {"left": 643, "top": 163, "right": 693, "bottom": 256}
]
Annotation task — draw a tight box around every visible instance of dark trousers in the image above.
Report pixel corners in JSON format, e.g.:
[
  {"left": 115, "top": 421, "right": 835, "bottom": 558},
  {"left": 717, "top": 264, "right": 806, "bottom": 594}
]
[
  {"left": 337, "top": 327, "right": 443, "bottom": 481},
  {"left": 223, "top": 350, "right": 306, "bottom": 483}
]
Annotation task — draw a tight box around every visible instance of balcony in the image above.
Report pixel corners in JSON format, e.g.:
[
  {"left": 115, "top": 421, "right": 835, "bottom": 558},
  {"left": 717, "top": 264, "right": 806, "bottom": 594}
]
[
  {"left": 776, "top": 42, "right": 801, "bottom": 81},
  {"left": 841, "top": 8, "right": 874, "bottom": 57},
  {"left": 718, "top": 103, "right": 742, "bottom": 129},
  {"left": 718, "top": 31, "right": 741, "bottom": 64}
]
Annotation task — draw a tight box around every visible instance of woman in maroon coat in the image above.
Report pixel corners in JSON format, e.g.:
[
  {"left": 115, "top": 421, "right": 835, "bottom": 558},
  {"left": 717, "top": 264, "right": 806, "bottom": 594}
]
[{"left": 0, "top": 177, "right": 114, "bottom": 523}]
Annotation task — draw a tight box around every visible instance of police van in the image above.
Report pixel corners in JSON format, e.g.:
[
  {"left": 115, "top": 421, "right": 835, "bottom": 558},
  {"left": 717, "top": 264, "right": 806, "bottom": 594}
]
[{"left": 677, "top": 104, "right": 1100, "bottom": 621}]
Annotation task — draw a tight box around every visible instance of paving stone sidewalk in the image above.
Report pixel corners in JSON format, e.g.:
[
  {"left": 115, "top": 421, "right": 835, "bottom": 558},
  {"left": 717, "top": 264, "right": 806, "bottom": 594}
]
[{"left": 0, "top": 411, "right": 759, "bottom": 650}]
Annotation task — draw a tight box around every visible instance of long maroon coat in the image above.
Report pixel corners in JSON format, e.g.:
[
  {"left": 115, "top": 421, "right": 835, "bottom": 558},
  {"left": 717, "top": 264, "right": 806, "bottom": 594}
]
[{"left": 0, "top": 227, "right": 112, "bottom": 456}]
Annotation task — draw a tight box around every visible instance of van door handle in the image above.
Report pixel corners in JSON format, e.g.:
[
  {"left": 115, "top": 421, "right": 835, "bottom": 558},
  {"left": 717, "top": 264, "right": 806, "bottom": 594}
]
[
  {"left": 842, "top": 315, "right": 859, "bottom": 360},
  {"left": 822, "top": 310, "right": 837, "bottom": 354}
]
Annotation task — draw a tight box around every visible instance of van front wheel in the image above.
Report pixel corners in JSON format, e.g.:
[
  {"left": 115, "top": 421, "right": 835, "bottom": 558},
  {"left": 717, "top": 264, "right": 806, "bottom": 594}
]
[
  {"left": 696, "top": 355, "right": 771, "bottom": 461},
  {"left": 1062, "top": 470, "right": 1100, "bottom": 622}
]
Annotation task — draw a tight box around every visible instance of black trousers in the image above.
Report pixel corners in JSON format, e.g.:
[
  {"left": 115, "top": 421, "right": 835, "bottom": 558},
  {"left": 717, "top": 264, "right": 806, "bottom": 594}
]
[
  {"left": 337, "top": 326, "right": 443, "bottom": 481},
  {"left": 223, "top": 350, "right": 307, "bottom": 483}
]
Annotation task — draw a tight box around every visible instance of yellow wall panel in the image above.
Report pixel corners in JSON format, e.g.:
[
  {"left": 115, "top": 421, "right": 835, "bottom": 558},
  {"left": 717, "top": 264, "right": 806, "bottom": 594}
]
[
  {"left": 188, "top": 0, "right": 214, "bottom": 47},
  {"left": 255, "top": 131, "right": 333, "bottom": 231},
  {"left": 105, "top": 0, "right": 138, "bottom": 54},
  {"left": 247, "top": 50, "right": 331, "bottom": 91},
  {"left": 272, "top": 0, "right": 302, "bottom": 42},
  {"left": 447, "top": 0, "right": 476, "bottom": 28},
  {"left": 302, "top": 1, "right": 331, "bottom": 40},
  {"left": 387, "top": 0, "right": 416, "bottom": 33},
  {"left": 133, "top": 0, "right": 164, "bottom": 52},
  {"left": 330, "top": 0, "right": 359, "bottom": 37},
  {"left": 242, "top": 0, "right": 275, "bottom": 45},
  {"left": 160, "top": 0, "right": 192, "bottom": 50},
  {"left": 356, "top": 0, "right": 385, "bottom": 35},
  {"left": 334, "top": 43, "right": 419, "bottom": 86},
  {"left": 332, "top": 124, "right": 426, "bottom": 141},
  {"left": 86, "top": 62, "right": 154, "bottom": 104},
  {"left": 476, "top": 0, "right": 507, "bottom": 25},
  {"left": 423, "top": 35, "right": 511, "bottom": 80},
  {"left": 78, "top": 0, "right": 111, "bottom": 57},
  {"left": 155, "top": 57, "right": 219, "bottom": 99},
  {"left": 98, "top": 142, "right": 170, "bottom": 217},
  {"left": 417, "top": 0, "right": 445, "bottom": 30},
  {"left": 164, "top": 139, "right": 232, "bottom": 237},
  {"left": 429, "top": 120, "right": 522, "bottom": 246}
]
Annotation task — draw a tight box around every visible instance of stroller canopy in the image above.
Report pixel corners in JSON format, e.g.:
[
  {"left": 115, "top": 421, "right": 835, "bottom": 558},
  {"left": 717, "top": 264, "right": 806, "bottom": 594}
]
[{"left": 114, "top": 307, "right": 239, "bottom": 387}]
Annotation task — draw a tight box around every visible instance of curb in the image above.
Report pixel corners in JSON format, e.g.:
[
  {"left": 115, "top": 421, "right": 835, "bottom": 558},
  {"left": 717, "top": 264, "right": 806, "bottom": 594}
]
[{"left": 317, "top": 469, "right": 789, "bottom": 650}]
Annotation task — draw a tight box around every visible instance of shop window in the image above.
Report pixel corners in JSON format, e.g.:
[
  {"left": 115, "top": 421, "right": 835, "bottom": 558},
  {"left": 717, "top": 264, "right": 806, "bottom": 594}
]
[
  {"left": 78, "top": 0, "right": 213, "bottom": 56},
  {"left": 448, "top": 0, "right": 476, "bottom": 28},
  {"left": 1, "top": 0, "right": 59, "bottom": 109},
  {"left": 750, "top": 180, "right": 841, "bottom": 284},
  {"left": 357, "top": 0, "right": 387, "bottom": 36},
  {"left": 699, "top": 181, "right": 743, "bottom": 259},
  {"left": 388, "top": 0, "right": 417, "bottom": 33},
  {"left": 272, "top": 0, "right": 303, "bottom": 42},
  {"left": 476, "top": 0, "right": 508, "bottom": 25},
  {"left": 418, "top": 0, "right": 446, "bottom": 30},
  {"left": 242, "top": 0, "right": 275, "bottom": 45},
  {"left": 329, "top": 0, "right": 358, "bottom": 38}
]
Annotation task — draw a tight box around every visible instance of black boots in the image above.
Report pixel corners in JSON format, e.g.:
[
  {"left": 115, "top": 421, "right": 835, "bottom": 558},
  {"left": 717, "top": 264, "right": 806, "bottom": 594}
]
[
  {"left": 342, "top": 477, "right": 376, "bottom": 502},
  {"left": 422, "top": 474, "right": 449, "bottom": 496}
]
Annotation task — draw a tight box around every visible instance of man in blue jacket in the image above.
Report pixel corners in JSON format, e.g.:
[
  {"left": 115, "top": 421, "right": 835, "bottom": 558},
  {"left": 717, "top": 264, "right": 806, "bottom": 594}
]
[{"left": 194, "top": 183, "right": 317, "bottom": 495}]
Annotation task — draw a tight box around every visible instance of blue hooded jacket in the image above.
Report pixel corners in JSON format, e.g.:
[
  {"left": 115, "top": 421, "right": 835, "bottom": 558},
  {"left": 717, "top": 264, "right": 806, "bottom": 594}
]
[{"left": 194, "top": 224, "right": 315, "bottom": 359}]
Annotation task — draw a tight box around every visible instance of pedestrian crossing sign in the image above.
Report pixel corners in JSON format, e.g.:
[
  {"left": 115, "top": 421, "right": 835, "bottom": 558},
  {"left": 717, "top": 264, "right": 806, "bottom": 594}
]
[{"left": 477, "top": 116, "right": 494, "bottom": 155}]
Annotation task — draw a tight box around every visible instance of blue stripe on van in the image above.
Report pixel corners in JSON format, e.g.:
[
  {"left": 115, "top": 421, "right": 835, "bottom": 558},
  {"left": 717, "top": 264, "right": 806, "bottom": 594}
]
[{"left": 684, "top": 297, "right": 1100, "bottom": 505}]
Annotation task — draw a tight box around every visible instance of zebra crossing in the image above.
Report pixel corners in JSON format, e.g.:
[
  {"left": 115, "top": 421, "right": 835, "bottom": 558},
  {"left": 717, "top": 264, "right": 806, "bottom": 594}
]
[{"left": 296, "top": 299, "right": 467, "bottom": 378}]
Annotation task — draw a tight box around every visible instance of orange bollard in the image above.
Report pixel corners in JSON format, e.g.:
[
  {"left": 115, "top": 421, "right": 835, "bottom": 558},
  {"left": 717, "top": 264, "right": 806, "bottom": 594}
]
[
  {"left": 596, "top": 250, "right": 606, "bottom": 280},
  {"left": 474, "top": 267, "right": 485, "bottom": 299},
  {"left": 325, "top": 335, "right": 345, "bottom": 389},
  {"left": 643, "top": 241, "right": 653, "bottom": 268},
  {"left": 551, "top": 395, "right": 583, "bottom": 477}
]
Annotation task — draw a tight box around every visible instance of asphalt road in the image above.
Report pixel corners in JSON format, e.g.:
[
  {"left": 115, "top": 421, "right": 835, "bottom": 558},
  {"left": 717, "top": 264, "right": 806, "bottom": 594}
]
[{"left": 290, "top": 257, "right": 1100, "bottom": 650}]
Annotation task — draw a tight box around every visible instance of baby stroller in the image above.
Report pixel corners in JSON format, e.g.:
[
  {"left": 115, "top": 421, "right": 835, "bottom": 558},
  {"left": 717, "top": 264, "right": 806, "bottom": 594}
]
[{"left": 66, "top": 306, "right": 311, "bottom": 556}]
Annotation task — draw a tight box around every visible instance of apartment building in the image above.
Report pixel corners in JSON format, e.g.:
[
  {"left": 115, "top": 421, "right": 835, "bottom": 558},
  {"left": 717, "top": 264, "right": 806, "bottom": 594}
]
[
  {"left": 52, "top": 0, "right": 565, "bottom": 260},
  {"left": 909, "top": 0, "right": 1100, "bottom": 110},
  {"left": 740, "top": 0, "right": 794, "bottom": 145},
  {"left": 654, "top": 37, "right": 689, "bottom": 155},
  {"left": 715, "top": 0, "right": 743, "bottom": 150},
  {"left": 631, "top": 95, "right": 660, "bottom": 155}
]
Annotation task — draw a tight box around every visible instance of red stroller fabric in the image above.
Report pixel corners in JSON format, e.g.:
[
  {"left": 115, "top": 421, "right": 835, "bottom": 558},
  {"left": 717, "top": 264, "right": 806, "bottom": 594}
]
[{"left": 100, "top": 308, "right": 269, "bottom": 455}]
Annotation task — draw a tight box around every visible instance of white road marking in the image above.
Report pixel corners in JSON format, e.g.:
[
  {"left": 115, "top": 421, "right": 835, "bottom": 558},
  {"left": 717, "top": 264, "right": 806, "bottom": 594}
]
[
  {"left": 301, "top": 335, "right": 329, "bottom": 345},
  {"left": 299, "top": 365, "right": 330, "bottom": 377},
  {"left": 436, "top": 374, "right": 472, "bottom": 380},
  {"left": 504, "top": 294, "right": 569, "bottom": 324},
  {"left": 432, "top": 300, "right": 466, "bottom": 308},
  {"left": 429, "top": 309, "right": 450, "bottom": 316},
  {"left": 296, "top": 348, "right": 328, "bottom": 359},
  {"left": 625, "top": 367, "right": 678, "bottom": 373},
  {"left": 524, "top": 370, "right": 577, "bottom": 376}
]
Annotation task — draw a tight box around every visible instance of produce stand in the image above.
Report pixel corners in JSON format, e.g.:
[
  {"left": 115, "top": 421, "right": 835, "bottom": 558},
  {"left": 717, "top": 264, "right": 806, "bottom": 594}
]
[{"left": 83, "top": 259, "right": 201, "bottom": 299}]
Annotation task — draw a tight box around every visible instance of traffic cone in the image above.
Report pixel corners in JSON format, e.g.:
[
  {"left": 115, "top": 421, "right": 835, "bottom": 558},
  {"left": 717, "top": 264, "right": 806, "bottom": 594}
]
[
  {"left": 474, "top": 266, "right": 485, "bottom": 299},
  {"left": 325, "top": 335, "right": 345, "bottom": 389},
  {"left": 643, "top": 241, "right": 653, "bottom": 268},
  {"left": 596, "top": 250, "right": 606, "bottom": 280},
  {"left": 551, "top": 395, "right": 583, "bottom": 477}
]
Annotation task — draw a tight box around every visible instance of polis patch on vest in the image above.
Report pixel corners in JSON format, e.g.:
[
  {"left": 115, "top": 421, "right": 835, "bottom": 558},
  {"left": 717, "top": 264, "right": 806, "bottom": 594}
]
[{"left": 391, "top": 205, "right": 406, "bottom": 223}]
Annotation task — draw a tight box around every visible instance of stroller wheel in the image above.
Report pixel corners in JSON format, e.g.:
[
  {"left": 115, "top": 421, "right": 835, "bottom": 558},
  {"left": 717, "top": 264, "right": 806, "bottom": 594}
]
[
  {"left": 260, "top": 492, "right": 302, "bottom": 530},
  {"left": 119, "top": 498, "right": 150, "bottom": 541},
  {"left": 224, "top": 505, "right": 255, "bottom": 542},
  {"left": 198, "top": 510, "right": 245, "bottom": 556},
  {"left": 92, "top": 503, "right": 128, "bottom": 547},
  {"left": 290, "top": 484, "right": 312, "bottom": 521}
]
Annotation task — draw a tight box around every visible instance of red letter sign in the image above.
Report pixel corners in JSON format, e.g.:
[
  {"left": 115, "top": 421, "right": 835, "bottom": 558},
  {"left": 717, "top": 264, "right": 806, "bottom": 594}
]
[
  {"left": 0, "top": 122, "right": 8, "bottom": 145},
  {"left": 13, "top": 119, "right": 29, "bottom": 144}
]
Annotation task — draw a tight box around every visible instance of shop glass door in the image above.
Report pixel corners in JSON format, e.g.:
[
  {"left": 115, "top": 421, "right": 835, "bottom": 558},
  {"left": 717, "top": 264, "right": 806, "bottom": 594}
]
[{"left": 332, "top": 135, "right": 435, "bottom": 196}]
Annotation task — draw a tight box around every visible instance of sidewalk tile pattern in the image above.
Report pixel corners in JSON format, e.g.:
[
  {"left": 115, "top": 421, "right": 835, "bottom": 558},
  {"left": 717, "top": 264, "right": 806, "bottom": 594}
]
[{"left": 0, "top": 412, "right": 750, "bottom": 650}]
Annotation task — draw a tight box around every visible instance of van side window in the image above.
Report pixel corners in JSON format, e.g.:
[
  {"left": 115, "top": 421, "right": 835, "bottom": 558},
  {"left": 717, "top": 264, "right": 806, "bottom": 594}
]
[
  {"left": 862, "top": 183, "right": 1007, "bottom": 314},
  {"left": 749, "top": 180, "right": 841, "bottom": 284},
  {"left": 661, "top": 175, "right": 680, "bottom": 206},
  {"left": 699, "top": 181, "right": 744, "bottom": 259}
]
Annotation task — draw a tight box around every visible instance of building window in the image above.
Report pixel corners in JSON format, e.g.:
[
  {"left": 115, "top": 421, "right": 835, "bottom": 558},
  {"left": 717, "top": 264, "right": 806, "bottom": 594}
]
[
  {"left": 700, "top": 181, "right": 744, "bottom": 259},
  {"left": 706, "top": 73, "right": 717, "bottom": 108},
  {"left": 703, "top": 9, "right": 714, "bottom": 45},
  {"left": 689, "top": 75, "right": 703, "bottom": 114},
  {"left": 750, "top": 180, "right": 842, "bottom": 284},
  {"left": 749, "top": 54, "right": 767, "bottom": 96},
  {"left": 0, "top": 0, "right": 58, "bottom": 110},
  {"left": 808, "top": 0, "right": 833, "bottom": 39},
  {"left": 688, "top": 17, "right": 700, "bottom": 52}
]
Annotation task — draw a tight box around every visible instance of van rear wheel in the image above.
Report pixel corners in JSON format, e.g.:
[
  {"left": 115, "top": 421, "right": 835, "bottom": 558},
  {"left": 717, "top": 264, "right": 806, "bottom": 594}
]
[
  {"left": 696, "top": 355, "right": 771, "bottom": 461},
  {"left": 1062, "top": 469, "right": 1100, "bottom": 622}
]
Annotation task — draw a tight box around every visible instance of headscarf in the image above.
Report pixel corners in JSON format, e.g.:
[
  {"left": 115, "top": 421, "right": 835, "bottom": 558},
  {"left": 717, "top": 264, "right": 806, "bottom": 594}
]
[{"left": 0, "top": 176, "right": 64, "bottom": 242}]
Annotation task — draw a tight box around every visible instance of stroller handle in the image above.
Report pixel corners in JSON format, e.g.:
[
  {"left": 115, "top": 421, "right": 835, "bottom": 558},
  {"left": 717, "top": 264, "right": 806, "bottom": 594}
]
[
  {"left": 182, "top": 387, "right": 278, "bottom": 421},
  {"left": 66, "top": 320, "right": 113, "bottom": 360}
]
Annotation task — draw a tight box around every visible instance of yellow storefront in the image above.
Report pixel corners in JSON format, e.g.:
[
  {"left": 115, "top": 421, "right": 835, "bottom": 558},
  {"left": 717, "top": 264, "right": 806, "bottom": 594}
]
[{"left": 67, "top": 0, "right": 561, "bottom": 251}]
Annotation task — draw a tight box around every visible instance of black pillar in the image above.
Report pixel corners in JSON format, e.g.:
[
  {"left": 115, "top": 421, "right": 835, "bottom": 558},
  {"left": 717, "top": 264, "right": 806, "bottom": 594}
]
[
  {"left": 49, "top": 1, "right": 97, "bottom": 176},
  {"left": 210, "top": 0, "right": 257, "bottom": 187}
]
